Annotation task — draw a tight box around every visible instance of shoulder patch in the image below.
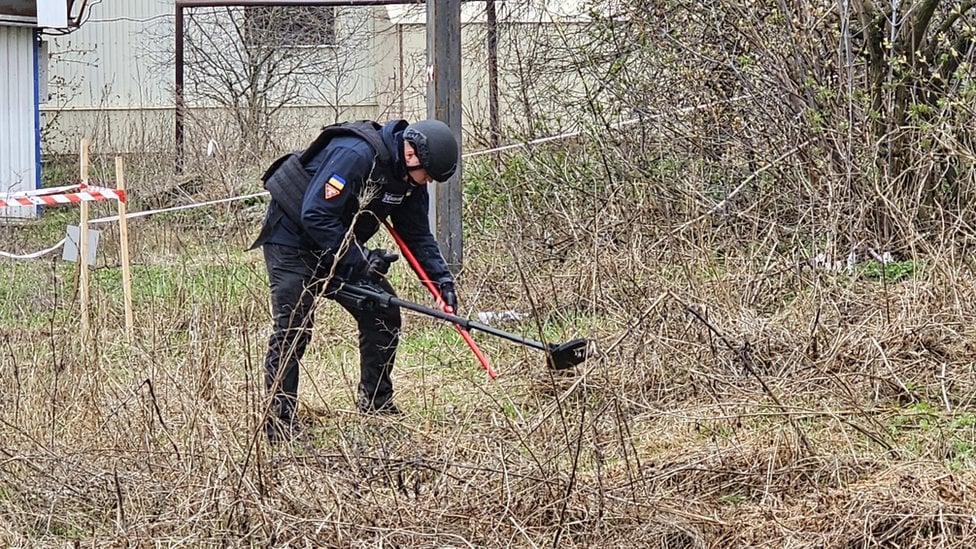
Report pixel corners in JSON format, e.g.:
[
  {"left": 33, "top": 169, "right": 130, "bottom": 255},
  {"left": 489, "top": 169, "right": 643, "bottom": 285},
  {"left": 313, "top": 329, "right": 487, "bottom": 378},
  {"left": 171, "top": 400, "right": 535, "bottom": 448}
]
[{"left": 325, "top": 174, "right": 346, "bottom": 200}]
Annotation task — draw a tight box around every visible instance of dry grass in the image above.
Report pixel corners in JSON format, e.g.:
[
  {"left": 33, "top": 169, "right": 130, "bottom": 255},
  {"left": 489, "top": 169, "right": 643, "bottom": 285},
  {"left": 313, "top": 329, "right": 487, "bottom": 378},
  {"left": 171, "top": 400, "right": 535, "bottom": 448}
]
[
  {"left": 3, "top": 162, "right": 976, "bottom": 547},
  {"left": 7, "top": 0, "right": 974, "bottom": 544}
]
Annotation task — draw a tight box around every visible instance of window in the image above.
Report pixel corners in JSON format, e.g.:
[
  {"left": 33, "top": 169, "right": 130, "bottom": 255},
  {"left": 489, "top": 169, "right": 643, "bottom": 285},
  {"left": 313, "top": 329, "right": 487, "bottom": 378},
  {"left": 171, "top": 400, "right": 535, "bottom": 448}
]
[
  {"left": 0, "top": 0, "right": 36, "bottom": 25},
  {"left": 245, "top": 6, "right": 337, "bottom": 48}
]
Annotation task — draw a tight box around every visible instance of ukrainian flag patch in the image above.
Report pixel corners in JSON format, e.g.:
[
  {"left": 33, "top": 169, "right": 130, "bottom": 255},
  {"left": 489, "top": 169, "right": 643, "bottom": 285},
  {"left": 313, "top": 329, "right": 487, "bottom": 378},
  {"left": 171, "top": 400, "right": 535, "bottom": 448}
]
[{"left": 324, "top": 174, "right": 346, "bottom": 200}]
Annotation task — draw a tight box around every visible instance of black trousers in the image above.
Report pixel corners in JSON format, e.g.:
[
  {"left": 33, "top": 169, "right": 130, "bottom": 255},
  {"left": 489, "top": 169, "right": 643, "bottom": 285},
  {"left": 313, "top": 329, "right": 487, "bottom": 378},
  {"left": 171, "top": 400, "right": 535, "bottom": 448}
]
[{"left": 262, "top": 243, "right": 401, "bottom": 421}]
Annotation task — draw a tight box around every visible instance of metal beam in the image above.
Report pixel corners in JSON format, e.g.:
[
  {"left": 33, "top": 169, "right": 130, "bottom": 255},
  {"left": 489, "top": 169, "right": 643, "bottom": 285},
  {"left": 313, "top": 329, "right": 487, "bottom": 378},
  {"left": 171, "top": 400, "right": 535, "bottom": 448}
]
[
  {"left": 175, "top": 5, "right": 185, "bottom": 172},
  {"left": 486, "top": 0, "right": 499, "bottom": 154}
]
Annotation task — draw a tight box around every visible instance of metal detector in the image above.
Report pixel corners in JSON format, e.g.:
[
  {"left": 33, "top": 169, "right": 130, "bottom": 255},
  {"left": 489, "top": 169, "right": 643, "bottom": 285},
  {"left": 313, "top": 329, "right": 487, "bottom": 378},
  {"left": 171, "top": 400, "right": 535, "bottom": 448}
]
[{"left": 335, "top": 283, "right": 593, "bottom": 370}]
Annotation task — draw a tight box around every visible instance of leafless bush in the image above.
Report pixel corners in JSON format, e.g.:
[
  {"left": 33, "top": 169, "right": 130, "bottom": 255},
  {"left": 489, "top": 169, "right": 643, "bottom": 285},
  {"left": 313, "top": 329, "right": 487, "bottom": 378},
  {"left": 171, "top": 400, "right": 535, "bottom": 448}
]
[{"left": 549, "top": 0, "right": 976, "bottom": 257}]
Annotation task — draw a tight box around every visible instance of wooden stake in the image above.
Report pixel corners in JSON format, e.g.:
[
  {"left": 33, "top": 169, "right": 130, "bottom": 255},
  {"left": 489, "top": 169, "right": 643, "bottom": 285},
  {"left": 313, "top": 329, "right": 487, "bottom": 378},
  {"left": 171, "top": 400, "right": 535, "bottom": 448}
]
[
  {"left": 79, "top": 139, "right": 91, "bottom": 342},
  {"left": 115, "top": 156, "right": 134, "bottom": 342}
]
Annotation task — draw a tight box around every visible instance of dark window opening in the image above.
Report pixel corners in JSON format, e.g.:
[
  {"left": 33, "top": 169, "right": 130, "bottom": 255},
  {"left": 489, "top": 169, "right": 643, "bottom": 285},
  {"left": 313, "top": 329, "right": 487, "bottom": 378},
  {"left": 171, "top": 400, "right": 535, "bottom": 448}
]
[{"left": 0, "top": 0, "right": 37, "bottom": 19}]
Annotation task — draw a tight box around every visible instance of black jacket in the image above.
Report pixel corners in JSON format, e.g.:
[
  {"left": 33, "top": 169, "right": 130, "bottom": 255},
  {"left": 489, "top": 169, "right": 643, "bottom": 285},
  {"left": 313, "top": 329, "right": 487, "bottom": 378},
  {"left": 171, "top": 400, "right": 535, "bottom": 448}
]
[{"left": 259, "top": 119, "right": 452, "bottom": 284}]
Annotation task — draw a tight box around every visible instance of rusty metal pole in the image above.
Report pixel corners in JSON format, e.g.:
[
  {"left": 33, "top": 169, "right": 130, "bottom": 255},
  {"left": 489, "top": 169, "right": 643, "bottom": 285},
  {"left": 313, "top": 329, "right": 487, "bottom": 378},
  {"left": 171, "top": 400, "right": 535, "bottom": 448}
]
[{"left": 486, "top": 0, "right": 499, "bottom": 156}]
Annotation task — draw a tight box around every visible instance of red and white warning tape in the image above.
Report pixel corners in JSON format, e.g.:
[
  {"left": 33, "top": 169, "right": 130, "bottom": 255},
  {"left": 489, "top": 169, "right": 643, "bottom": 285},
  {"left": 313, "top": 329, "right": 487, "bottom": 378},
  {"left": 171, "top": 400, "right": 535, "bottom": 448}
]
[{"left": 0, "top": 181, "right": 125, "bottom": 208}]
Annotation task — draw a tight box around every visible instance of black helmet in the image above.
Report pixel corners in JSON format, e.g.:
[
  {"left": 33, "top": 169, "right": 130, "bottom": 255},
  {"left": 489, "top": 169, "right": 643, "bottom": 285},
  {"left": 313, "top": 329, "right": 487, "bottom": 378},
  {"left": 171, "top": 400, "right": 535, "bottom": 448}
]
[{"left": 403, "top": 119, "right": 460, "bottom": 182}]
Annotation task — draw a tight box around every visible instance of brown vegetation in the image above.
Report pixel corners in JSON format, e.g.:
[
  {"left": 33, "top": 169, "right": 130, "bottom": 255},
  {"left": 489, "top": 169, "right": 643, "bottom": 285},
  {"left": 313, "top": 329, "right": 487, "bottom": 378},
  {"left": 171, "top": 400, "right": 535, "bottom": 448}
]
[{"left": 4, "top": 0, "right": 976, "bottom": 546}]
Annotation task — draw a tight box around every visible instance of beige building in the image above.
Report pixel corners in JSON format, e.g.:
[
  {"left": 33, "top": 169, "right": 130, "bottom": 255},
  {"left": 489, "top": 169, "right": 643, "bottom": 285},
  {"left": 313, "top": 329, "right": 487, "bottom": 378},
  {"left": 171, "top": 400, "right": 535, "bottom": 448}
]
[{"left": 41, "top": 1, "right": 595, "bottom": 158}]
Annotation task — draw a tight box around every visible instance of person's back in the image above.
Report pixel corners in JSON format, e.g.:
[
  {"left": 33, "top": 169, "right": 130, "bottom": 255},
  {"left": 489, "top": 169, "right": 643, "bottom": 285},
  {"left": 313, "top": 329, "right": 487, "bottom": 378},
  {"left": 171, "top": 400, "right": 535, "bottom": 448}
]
[{"left": 261, "top": 121, "right": 402, "bottom": 251}]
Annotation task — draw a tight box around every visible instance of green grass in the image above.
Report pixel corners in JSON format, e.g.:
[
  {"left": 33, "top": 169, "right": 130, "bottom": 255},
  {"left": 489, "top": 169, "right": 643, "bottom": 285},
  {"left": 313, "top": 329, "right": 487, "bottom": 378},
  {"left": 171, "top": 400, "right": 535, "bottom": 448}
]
[
  {"left": 0, "top": 252, "right": 265, "bottom": 329},
  {"left": 858, "top": 258, "right": 919, "bottom": 282},
  {"left": 885, "top": 402, "right": 976, "bottom": 469}
]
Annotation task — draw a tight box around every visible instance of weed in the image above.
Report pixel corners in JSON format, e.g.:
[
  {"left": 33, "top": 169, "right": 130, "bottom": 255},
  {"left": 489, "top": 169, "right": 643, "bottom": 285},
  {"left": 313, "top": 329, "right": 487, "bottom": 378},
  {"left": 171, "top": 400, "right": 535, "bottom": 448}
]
[{"left": 858, "top": 259, "right": 918, "bottom": 282}]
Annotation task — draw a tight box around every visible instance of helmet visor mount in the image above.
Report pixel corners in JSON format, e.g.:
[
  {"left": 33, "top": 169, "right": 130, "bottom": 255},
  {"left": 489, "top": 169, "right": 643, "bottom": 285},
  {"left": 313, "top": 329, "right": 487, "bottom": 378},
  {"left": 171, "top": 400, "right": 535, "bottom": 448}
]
[
  {"left": 402, "top": 119, "right": 459, "bottom": 182},
  {"left": 403, "top": 129, "right": 433, "bottom": 177}
]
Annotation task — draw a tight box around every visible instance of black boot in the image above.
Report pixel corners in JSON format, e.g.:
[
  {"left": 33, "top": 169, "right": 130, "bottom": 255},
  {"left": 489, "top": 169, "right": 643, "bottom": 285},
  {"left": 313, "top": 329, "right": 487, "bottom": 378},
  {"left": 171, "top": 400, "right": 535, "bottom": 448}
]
[
  {"left": 264, "top": 395, "right": 305, "bottom": 443},
  {"left": 357, "top": 385, "right": 403, "bottom": 416}
]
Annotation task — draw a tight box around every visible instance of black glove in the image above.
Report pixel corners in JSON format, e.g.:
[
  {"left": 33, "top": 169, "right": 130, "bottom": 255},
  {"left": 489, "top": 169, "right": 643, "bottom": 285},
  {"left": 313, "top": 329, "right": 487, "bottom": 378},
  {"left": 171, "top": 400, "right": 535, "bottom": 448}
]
[
  {"left": 337, "top": 247, "right": 398, "bottom": 282},
  {"left": 364, "top": 248, "right": 399, "bottom": 280},
  {"left": 439, "top": 281, "right": 458, "bottom": 312}
]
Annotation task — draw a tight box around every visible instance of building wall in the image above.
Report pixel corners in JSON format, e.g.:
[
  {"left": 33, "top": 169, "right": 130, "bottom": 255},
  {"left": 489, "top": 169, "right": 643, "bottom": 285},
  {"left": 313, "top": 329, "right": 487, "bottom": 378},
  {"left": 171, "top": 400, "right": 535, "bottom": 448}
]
[
  {"left": 40, "top": 2, "right": 594, "bottom": 156},
  {"left": 41, "top": 0, "right": 176, "bottom": 154},
  {"left": 0, "top": 25, "right": 39, "bottom": 219},
  {"left": 42, "top": 2, "right": 381, "bottom": 155},
  {"left": 375, "top": 8, "right": 593, "bottom": 148}
]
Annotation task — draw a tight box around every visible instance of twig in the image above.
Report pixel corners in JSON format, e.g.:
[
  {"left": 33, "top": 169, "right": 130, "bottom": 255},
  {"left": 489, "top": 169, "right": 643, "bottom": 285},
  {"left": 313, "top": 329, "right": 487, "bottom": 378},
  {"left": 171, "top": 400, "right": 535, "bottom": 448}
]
[{"left": 682, "top": 302, "right": 815, "bottom": 456}]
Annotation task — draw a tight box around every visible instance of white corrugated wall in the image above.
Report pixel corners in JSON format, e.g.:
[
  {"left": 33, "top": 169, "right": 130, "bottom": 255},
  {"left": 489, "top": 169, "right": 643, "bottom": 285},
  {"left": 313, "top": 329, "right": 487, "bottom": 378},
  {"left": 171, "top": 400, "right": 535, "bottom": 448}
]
[
  {"left": 42, "top": 2, "right": 380, "bottom": 154},
  {"left": 41, "top": 0, "right": 173, "bottom": 154},
  {"left": 47, "top": 0, "right": 172, "bottom": 110},
  {"left": 0, "top": 25, "right": 38, "bottom": 219}
]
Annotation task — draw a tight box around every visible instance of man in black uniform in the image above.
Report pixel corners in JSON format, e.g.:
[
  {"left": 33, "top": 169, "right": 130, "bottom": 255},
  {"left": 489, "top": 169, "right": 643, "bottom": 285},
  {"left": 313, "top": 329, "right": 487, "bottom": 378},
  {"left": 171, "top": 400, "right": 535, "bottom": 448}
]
[{"left": 254, "top": 118, "right": 460, "bottom": 442}]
